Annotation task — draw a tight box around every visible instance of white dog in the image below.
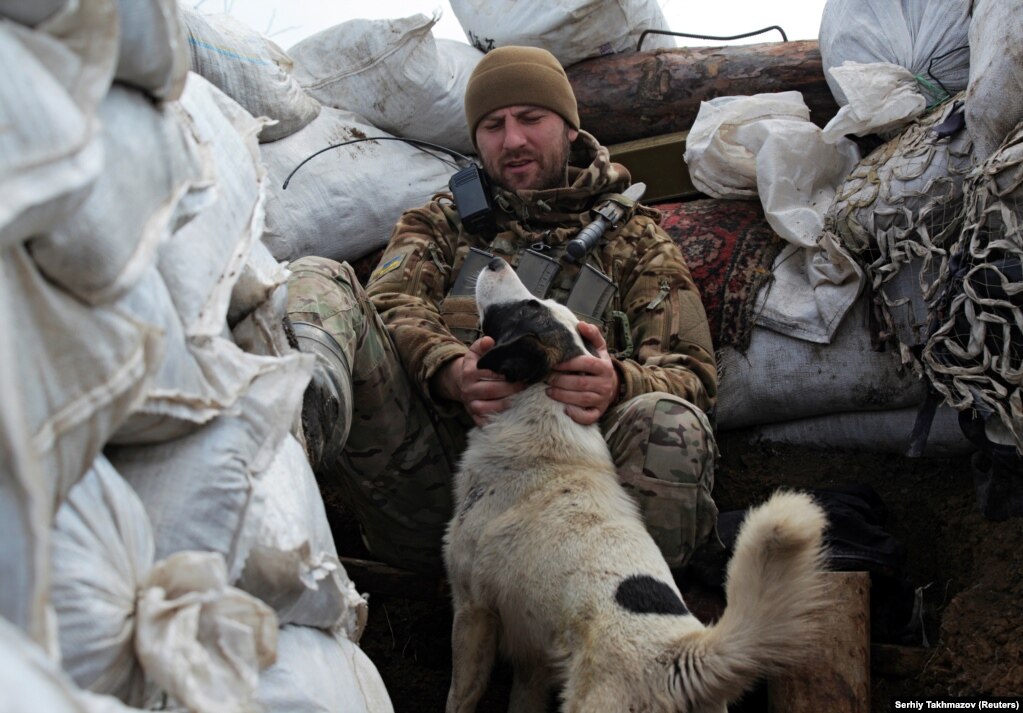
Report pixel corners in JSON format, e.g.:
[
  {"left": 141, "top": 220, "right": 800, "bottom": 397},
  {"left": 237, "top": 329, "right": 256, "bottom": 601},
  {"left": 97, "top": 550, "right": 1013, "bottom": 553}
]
[{"left": 443, "top": 257, "right": 830, "bottom": 713}]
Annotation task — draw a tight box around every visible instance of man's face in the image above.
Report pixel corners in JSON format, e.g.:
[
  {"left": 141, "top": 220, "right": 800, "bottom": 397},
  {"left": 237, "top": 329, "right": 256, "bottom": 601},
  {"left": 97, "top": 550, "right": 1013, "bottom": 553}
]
[{"left": 475, "top": 105, "right": 580, "bottom": 192}]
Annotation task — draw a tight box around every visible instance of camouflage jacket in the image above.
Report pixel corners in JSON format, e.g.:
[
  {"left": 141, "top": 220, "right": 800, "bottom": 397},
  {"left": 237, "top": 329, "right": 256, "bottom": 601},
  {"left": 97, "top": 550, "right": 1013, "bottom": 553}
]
[{"left": 366, "top": 131, "right": 717, "bottom": 415}]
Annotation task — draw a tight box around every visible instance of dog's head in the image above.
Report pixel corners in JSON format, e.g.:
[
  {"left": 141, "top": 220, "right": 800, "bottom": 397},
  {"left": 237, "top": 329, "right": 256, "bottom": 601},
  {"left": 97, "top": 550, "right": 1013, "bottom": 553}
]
[{"left": 474, "top": 258, "right": 597, "bottom": 384}]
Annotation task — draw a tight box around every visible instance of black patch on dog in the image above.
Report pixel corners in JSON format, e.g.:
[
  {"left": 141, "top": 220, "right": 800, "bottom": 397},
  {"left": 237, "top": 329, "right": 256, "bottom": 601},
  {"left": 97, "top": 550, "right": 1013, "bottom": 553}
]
[
  {"left": 615, "top": 575, "right": 689, "bottom": 616},
  {"left": 478, "top": 300, "right": 584, "bottom": 384}
]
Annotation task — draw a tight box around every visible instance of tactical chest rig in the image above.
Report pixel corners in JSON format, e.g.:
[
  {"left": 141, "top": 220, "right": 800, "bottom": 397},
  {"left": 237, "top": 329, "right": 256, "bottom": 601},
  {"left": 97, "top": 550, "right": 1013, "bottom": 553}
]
[{"left": 443, "top": 182, "right": 646, "bottom": 344}]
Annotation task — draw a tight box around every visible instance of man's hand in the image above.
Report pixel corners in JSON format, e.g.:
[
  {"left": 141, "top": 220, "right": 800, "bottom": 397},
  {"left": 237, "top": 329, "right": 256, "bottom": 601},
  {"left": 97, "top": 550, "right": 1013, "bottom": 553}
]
[
  {"left": 546, "top": 321, "right": 619, "bottom": 426},
  {"left": 434, "top": 337, "right": 524, "bottom": 427}
]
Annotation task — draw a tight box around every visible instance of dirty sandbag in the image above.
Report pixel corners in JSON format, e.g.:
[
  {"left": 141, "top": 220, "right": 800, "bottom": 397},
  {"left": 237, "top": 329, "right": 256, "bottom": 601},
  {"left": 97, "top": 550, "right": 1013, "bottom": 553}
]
[
  {"left": 0, "top": 617, "right": 150, "bottom": 713},
  {"left": 256, "top": 625, "right": 394, "bottom": 713},
  {"left": 260, "top": 106, "right": 450, "bottom": 264},
  {"left": 963, "top": 0, "right": 1023, "bottom": 163},
  {"left": 819, "top": 0, "right": 971, "bottom": 108},
  {"left": 180, "top": 7, "right": 321, "bottom": 142},
  {"left": 29, "top": 84, "right": 213, "bottom": 307},
  {"left": 449, "top": 0, "right": 675, "bottom": 67},
  {"left": 716, "top": 294, "right": 927, "bottom": 431},
  {"left": 114, "top": 0, "right": 190, "bottom": 101},
  {"left": 0, "top": 22, "right": 102, "bottom": 249},
  {"left": 238, "top": 434, "right": 369, "bottom": 638},
  {"left": 163, "top": 73, "right": 267, "bottom": 340},
  {"left": 289, "top": 14, "right": 482, "bottom": 155},
  {"left": 736, "top": 403, "right": 972, "bottom": 457},
  {"left": 135, "top": 552, "right": 278, "bottom": 713},
  {"left": 109, "top": 352, "right": 313, "bottom": 582}
]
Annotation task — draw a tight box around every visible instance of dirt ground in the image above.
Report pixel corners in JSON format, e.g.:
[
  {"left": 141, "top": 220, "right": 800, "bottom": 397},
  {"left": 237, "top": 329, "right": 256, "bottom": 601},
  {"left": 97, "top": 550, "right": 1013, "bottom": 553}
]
[{"left": 340, "top": 434, "right": 1023, "bottom": 712}]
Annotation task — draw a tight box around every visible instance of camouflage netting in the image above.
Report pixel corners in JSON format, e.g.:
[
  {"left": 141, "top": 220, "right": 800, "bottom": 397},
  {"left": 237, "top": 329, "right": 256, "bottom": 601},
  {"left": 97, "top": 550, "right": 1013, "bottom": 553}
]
[
  {"left": 923, "top": 120, "right": 1023, "bottom": 454},
  {"left": 824, "top": 94, "right": 974, "bottom": 367}
]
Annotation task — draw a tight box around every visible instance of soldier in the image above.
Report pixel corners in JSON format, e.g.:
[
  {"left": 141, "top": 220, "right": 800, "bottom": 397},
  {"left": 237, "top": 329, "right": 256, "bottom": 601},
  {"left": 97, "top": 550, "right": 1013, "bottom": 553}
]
[{"left": 287, "top": 46, "right": 719, "bottom": 573}]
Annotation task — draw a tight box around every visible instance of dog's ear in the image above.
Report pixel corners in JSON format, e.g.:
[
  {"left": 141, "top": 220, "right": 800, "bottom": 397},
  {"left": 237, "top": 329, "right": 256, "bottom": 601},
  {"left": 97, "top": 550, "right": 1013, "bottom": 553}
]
[{"left": 477, "top": 333, "right": 552, "bottom": 384}]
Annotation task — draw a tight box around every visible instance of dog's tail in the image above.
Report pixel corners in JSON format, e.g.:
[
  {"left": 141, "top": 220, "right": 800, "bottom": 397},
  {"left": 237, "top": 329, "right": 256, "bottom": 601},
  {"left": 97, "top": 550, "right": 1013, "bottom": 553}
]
[{"left": 664, "top": 490, "right": 830, "bottom": 709}]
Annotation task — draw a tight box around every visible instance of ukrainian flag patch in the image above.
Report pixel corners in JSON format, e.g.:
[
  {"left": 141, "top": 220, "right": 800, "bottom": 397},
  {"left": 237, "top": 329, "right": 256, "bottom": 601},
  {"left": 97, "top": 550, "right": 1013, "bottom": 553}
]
[{"left": 371, "top": 253, "right": 406, "bottom": 281}]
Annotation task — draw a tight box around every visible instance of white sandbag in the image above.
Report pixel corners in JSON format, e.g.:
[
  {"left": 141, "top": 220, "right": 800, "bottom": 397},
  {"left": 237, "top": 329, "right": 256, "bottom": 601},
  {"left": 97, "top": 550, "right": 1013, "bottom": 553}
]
[
  {"left": 114, "top": 0, "right": 190, "bottom": 100},
  {"left": 239, "top": 434, "right": 369, "bottom": 638},
  {"left": 28, "top": 84, "right": 213, "bottom": 306},
  {"left": 0, "top": 618, "right": 148, "bottom": 713},
  {"left": 260, "top": 106, "right": 451, "bottom": 263},
  {"left": 162, "top": 72, "right": 267, "bottom": 339},
  {"left": 135, "top": 552, "right": 277, "bottom": 713},
  {"left": 109, "top": 353, "right": 313, "bottom": 582},
  {"left": 181, "top": 8, "right": 321, "bottom": 142},
  {"left": 685, "top": 91, "right": 864, "bottom": 344},
  {"left": 256, "top": 625, "right": 394, "bottom": 713},
  {"left": 821, "top": 61, "right": 928, "bottom": 142},
  {"left": 737, "top": 404, "right": 973, "bottom": 458},
  {"left": 819, "top": 0, "right": 971, "bottom": 107},
  {"left": 449, "top": 0, "right": 676, "bottom": 67},
  {"left": 108, "top": 267, "right": 277, "bottom": 445},
  {"left": 964, "top": 0, "right": 1023, "bottom": 162},
  {"left": 717, "top": 296, "right": 928, "bottom": 430},
  {"left": 51, "top": 456, "right": 152, "bottom": 705},
  {"left": 4, "top": 243, "right": 161, "bottom": 509},
  {"left": 289, "top": 15, "right": 482, "bottom": 155},
  {"left": 0, "top": 0, "right": 68, "bottom": 25},
  {"left": 0, "top": 250, "right": 51, "bottom": 648},
  {"left": 227, "top": 237, "right": 289, "bottom": 328},
  {"left": 0, "top": 22, "right": 102, "bottom": 248}
]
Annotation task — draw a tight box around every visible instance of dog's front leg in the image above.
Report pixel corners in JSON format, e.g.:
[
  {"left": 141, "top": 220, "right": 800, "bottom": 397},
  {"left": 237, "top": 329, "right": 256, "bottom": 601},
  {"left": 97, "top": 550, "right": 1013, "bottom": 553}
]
[{"left": 446, "top": 604, "right": 499, "bottom": 713}]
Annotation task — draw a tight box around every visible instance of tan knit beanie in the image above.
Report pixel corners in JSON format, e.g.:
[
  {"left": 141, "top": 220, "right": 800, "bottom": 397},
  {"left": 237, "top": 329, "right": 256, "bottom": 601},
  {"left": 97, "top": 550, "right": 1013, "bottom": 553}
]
[{"left": 464, "top": 46, "right": 580, "bottom": 138}]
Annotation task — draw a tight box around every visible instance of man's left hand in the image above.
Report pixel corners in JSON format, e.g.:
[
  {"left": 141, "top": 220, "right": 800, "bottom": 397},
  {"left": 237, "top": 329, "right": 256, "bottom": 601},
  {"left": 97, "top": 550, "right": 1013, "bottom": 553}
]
[{"left": 546, "top": 321, "right": 619, "bottom": 426}]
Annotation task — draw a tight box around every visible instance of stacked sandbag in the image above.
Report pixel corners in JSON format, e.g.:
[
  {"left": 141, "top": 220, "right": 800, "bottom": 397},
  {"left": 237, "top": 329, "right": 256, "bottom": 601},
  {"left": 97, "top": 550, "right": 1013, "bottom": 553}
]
[
  {"left": 716, "top": 293, "right": 972, "bottom": 456},
  {"left": 963, "top": 0, "right": 1023, "bottom": 163},
  {"left": 819, "top": 0, "right": 971, "bottom": 107},
  {"left": 180, "top": 6, "right": 321, "bottom": 142},
  {"left": 259, "top": 105, "right": 452, "bottom": 263},
  {"left": 289, "top": 14, "right": 483, "bottom": 155},
  {"left": 51, "top": 457, "right": 277, "bottom": 710},
  {"left": 0, "top": 4, "right": 391, "bottom": 711},
  {"left": 824, "top": 94, "right": 975, "bottom": 365},
  {"left": 924, "top": 120, "right": 1023, "bottom": 454},
  {"left": 449, "top": 0, "right": 677, "bottom": 67}
]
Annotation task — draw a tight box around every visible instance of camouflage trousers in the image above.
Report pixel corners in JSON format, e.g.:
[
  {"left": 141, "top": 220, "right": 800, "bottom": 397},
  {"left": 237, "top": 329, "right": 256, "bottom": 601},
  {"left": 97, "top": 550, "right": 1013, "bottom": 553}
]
[{"left": 286, "top": 256, "right": 719, "bottom": 573}]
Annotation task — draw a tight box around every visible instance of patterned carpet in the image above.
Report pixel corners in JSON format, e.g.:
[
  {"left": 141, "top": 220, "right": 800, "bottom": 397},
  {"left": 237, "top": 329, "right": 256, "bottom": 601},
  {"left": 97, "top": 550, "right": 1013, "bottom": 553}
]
[{"left": 658, "top": 198, "right": 785, "bottom": 351}]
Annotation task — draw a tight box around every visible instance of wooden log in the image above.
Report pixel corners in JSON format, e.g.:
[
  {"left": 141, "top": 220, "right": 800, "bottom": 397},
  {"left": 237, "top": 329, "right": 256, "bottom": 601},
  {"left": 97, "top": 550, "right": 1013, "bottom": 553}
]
[{"left": 567, "top": 40, "right": 840, "bottom": 146}]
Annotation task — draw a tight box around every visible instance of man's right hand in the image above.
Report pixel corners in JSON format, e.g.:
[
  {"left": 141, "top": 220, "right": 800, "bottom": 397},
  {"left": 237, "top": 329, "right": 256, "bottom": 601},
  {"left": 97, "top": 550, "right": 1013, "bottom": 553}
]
[{"left": 434, "top": 337, "right": 524, "bottom": 427}]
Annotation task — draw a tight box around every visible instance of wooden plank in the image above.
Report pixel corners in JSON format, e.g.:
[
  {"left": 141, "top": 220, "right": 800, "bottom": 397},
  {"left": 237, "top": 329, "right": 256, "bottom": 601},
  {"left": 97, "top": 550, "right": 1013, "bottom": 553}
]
[
  {"left": 608, "top": 131, "right": 700, "bottom": 203},
  {"left": 567, "top": 40, "right": 840, "bottom": 146}
]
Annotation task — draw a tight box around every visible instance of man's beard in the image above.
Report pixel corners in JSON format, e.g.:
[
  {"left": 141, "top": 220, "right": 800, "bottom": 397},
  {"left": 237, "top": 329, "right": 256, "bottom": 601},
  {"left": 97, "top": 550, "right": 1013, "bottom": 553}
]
[{"left": 484, "top": 129, "right": 573, "bottom": 192}]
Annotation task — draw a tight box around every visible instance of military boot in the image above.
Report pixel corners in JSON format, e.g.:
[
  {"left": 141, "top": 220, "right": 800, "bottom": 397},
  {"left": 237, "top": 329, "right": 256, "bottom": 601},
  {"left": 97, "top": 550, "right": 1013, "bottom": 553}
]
[{"left": 290, "top": 319, "right": 354, "bottom": 472}]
